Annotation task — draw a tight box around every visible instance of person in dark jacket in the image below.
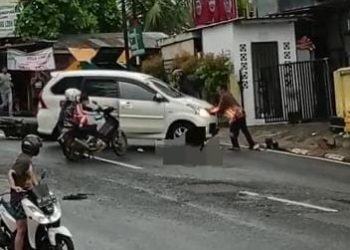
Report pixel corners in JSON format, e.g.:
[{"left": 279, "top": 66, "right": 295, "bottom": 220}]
[{"left": 173, "top": 69, "right": 197, "bottom": 97}]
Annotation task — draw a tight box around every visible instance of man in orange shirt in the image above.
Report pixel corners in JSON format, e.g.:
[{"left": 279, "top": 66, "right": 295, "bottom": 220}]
[{"left": 208, "top": 84, "right": 258, "bottom": 151}]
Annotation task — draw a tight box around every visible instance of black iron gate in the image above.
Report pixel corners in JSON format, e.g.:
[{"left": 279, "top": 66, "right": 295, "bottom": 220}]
[{"left": 255, "top": 59, "right": 334, "bottom": 123}]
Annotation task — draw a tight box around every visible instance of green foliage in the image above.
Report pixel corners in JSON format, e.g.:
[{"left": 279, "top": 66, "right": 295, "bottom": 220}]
[
  {"left": 172, "top": 52, "right": 202, "bottom": 75},
  {"left": 125, "top": 0, "right": 193, "bottom": 34},
  {"left": 171, "top": 52, "right": 233, "bottom": 102},
  {"left": 16, "top": 0, "right": 121, "bottom": 39},
  {"left": 195, "top": 54, "right": 233, "bottom": 101},
  {"left": 141, "top": 54, "right": 167, "bottom": 81}
]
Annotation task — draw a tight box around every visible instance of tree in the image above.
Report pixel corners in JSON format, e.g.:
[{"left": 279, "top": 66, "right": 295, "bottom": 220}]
[
  {"left": 124, "top": 0, "right": 193, "bottom": 34},
  {"left": 16, "top": 0, "right": 121, "bottom": 39}
]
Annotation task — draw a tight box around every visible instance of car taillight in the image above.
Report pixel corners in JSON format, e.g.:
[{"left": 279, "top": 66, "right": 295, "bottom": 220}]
[{"left": 38, "top": 91, "right": 47, "bottom": 110}]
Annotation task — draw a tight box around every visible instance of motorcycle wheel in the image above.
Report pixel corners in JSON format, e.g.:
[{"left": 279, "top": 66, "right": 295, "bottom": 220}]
[
  {"left": 111, "top": 130, "right": 128, "bottom": 157},
  {"left": 55, "top": 236, "right": 74, "bottom": 250},
  {"left": 63, "top": 139, "right": 82, "bottom": 162}
]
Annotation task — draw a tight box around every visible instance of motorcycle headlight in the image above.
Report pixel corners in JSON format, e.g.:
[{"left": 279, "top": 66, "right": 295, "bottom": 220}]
[{"left": 27, "top": 205, "right": 49, "bottom": 224}]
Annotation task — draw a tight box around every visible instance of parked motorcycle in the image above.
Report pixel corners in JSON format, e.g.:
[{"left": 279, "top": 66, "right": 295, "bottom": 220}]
[
  {"left": 58, "top": 103, "right": 128, "bottom": 161},
  {"left": 0, "top": 172, "right": 74, "bottom": 250}
]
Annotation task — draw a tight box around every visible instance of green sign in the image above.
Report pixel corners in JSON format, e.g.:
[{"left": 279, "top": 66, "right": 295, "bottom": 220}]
[{"left": 128, "top": 26, "right": 145, "bottom": 57}]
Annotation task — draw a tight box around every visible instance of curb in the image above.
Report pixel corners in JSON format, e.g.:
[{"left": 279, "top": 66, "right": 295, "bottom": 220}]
[{"left": 220, "top": 140, "right": 350, "bottom": 165}]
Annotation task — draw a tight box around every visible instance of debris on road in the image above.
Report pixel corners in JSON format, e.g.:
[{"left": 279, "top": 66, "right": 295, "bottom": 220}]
[{"left": 62, "top": 193, "right": 91, "bottom": 200}]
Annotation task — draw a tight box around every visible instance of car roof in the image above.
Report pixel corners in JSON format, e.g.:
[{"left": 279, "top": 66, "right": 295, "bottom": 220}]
[{"left": 50, "top": 70, "right": 153, "bottom": 82}]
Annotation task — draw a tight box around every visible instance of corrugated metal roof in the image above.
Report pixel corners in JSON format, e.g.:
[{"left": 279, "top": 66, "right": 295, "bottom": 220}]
[{"left": 55, "top": 32, "right": 169, "bottom": 50}]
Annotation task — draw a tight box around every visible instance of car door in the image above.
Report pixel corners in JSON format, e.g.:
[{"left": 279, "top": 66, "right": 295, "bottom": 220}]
[
  {"left": 82, "top": 77, "right": 119, "bottom": 114},
  {"left": 117, "top": 77, "right": 166, "bottom": 135}
]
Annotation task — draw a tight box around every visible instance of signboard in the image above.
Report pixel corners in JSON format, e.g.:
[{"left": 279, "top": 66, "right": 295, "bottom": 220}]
[
  {"left": 7, "top": 48, "right": 56, "bottom": 71},
  {"left": 193, "top": 0, "right": 238, "bottom": 27},
  {"left": 128, "top": 25, "right": 145, "bottom": 57},
  {"left": 0, "top": 5, "right": 19, "bottom": 38}
]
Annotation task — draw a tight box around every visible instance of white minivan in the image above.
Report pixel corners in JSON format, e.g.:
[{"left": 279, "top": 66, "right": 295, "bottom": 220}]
[{"left": 37, "top": 70, "right": 218, "bottom": 140}]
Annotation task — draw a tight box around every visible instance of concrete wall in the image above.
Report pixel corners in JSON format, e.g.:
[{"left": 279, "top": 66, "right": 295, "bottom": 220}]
[
  {"left": 202, "top": 21, "right": 297, "bottom": 125},
  {"left": 161, "top": 40, "right": 196, "bottom": 61}
]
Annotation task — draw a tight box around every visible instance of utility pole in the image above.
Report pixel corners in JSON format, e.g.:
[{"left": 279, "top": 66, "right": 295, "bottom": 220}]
[{"left": 121, "top": 0, "right": 130, "bottom": 68}]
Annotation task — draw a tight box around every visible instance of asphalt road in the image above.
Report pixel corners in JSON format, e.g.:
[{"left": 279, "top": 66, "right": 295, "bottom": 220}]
[{"left": 0, "top": 138, "right": 350, "bottom": 250}]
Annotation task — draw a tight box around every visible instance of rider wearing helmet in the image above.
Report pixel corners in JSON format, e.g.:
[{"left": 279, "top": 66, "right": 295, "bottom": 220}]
[{"left": 8, "top": 134, "right": 42, "bottom": 250}]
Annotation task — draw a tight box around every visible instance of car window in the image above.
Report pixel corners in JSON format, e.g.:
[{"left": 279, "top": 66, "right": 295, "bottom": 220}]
[
  {"left": 84, "top": 78, "right": 119, "bottom": 98},
  {"left": 119, "top": 80, "right": 156, "bottom": 101},
  {"left": 51, "top": 77, "right": 83, "bottom": 95},
  {"left": 149, "top": 78, "right": 184, "bottom": 98}
]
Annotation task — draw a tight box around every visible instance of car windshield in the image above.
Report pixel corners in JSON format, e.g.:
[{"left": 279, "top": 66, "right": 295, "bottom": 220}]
[{"left": 149, "top": 78, "right": 184, "bottom": 98}]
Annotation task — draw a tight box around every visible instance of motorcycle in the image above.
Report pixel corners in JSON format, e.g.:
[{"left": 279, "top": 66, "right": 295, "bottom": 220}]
[
  {"left": 58, "top": 102, "right": 128, "bottom": 161},
  {"left": 0, "top": 172, "right": 74, "bottom": 250}
]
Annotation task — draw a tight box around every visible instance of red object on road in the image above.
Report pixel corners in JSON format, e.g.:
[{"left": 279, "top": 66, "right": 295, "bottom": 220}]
[{"left": 193, "top": 0, "right": 238, "bottom": 27}]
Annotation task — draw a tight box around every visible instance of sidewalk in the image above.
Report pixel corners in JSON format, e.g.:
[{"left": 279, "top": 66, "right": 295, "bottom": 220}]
[{"left": 218, "top": 122, "right": 350, "bottom": 162}]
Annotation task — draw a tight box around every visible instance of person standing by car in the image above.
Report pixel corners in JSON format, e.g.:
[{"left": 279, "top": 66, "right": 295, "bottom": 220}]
[
  {"left": 8, "top": 135, "right": 42, "bottom": 250},
  {"left": 173, "top": 69, "right": 197, "bottom": 97},
  {"left": 207, "top": 84, "right": 259, "bottom": 151}
]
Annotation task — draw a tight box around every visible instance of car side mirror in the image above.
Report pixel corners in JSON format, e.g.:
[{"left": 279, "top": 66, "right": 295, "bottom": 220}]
[{"left": 154, "top": 93, "right": 164, "bottom": 102}]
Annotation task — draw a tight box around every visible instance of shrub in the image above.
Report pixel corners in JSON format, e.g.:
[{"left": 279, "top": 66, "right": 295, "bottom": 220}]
[
  {"left": 195, "top": 54, "right": 233, "bottom": 102},
  {"left": 172, "top": 52, "right": 202, "bottom": 75},
  {"left": 141, "top": 55, "right": 167, "bottom": 80}
]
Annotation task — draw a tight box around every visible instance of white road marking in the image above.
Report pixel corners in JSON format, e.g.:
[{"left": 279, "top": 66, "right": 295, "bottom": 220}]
[
  {"left": 221, "top": 142, "right": 350, "bottom": 167},
  {"left": 239, "top": 191, "right": 338, "bottom": 213},
  {"left": 91, "top": 155, "right": 143, "bottom": 170},
  {"left": 266, "top": 196, "right": 338, "bottom": 213}
]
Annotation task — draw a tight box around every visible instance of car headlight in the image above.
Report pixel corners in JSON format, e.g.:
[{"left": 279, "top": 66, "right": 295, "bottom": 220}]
[{"left": 198, "top": 108, "right": 210, "bottom": 117}]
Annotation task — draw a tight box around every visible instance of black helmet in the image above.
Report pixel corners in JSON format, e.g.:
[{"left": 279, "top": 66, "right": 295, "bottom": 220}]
[{"left": 22, "top": 134, "right": 42, "bottom": 156}]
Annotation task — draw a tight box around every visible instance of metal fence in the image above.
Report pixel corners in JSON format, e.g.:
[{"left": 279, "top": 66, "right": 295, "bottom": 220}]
[{"left": 255, "top": 59, "right": 334, "bottom": 123}]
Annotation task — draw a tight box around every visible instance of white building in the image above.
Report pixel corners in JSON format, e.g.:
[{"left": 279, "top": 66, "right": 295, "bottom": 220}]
[{"left": 197, "top": 17, "right": 298, "bottom": 126}]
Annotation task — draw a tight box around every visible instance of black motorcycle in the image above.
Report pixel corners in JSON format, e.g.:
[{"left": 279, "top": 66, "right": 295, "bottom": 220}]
[{"left": 58, "top": 104, "right": 127, "bottom": 161}]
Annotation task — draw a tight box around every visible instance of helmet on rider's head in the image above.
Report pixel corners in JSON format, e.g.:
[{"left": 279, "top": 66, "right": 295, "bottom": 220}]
[
  {"left": 22, "top": 134, "right": 42, "bottom": 156},
  {"left": 65, "top": 88, "right": 81, "bottom": 102}
]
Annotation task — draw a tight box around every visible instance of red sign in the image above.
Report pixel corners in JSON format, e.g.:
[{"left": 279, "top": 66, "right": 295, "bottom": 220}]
[{"left": 193, "top": 0, "right": 238, "bottom": 27}]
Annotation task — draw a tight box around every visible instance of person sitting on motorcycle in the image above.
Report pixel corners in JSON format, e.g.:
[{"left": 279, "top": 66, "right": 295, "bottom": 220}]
[
  {"left": 60, "top": 88, "right": 82, "bottom": 129},
  {"left": 74, "top": 92, "right": 93, "bottom": 128},
  {"left": 8, "top": 134, "right": 42, "bottom": 250},
  {"left": 74, "top": 93, "right": 103, "bottom": 148}
]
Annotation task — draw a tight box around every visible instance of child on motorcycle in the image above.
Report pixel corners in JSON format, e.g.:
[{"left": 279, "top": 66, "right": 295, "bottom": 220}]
[{"left": 8, "top": 135, "right": 42, "bottom": 250}]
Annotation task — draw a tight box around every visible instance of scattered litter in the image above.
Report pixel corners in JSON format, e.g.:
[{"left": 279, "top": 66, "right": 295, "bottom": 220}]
[
  {"left": 324, "top": 153, "right": 345, "bottom": 162},
  {"left": 62, "top": 193, "right": 92, "bottom": 200},
  {"left": 137, "top": 148, "right": 144, "bottom": 153},
  {"left": 311, "top": 132, "right": 317, "bottom": 136},
  {"left": 290, "top": 148, "right": 309, "bottom": 155}
]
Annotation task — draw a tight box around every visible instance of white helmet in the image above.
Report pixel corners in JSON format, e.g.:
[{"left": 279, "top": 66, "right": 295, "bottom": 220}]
[{"left": 65, "top": 88, "right": 81, "bottom": 102}]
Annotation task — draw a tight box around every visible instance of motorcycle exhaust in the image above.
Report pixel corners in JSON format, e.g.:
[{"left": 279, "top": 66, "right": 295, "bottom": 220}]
[{"left": 74, "top": 138, "right": 90, "bottom": 150}]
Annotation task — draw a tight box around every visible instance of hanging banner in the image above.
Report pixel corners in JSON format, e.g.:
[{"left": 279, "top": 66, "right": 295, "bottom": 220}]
[
  {"left": 0, "top": 4, "right": 19, "bottom": 38},
  {"left": 193, "top": 0, "right": 238, "bottom": 27},
  {"left": 7, "top": 48, "right": 56, "bottom": 71}
]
